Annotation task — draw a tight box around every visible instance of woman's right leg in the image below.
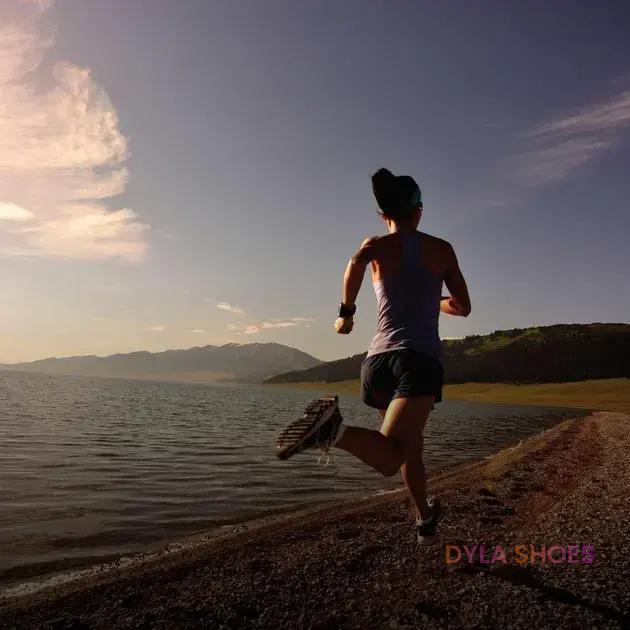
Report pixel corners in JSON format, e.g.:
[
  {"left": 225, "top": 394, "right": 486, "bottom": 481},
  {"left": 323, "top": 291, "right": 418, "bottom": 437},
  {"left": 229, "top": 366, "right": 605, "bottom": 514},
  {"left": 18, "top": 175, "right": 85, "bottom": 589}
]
[
  {"left": 340, "top": 355, "right": 409, "bottom": 476},
  {"left": 334, "top": 421, "right": 402, "bottom": 477}
]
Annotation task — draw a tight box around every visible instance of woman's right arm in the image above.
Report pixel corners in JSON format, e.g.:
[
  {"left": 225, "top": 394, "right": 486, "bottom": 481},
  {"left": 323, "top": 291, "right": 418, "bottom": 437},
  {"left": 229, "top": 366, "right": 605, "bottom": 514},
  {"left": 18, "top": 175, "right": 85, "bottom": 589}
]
[
  {"left": 341, "top": 237, "right": 378, "bottom": 307},
  {"left": 335, "top": 237, "right": 379, "bottom": 334},
  {"left": 442, "top": 243, "right": 471, "bottom": 317}
]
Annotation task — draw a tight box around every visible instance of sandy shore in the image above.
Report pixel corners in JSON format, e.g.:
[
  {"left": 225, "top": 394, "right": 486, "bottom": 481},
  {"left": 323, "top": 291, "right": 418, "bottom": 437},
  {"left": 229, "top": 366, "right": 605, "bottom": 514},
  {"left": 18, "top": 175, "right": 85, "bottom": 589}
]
[{"left": 1, "top": 411, "right": 629, "bottom": 629}]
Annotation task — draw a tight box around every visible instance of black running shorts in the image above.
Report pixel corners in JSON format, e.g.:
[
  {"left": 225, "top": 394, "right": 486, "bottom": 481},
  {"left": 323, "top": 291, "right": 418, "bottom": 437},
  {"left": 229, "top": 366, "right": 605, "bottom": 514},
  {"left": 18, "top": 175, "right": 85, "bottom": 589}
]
[{"left": 360, "top": 349, "right": 443, "bottom": 411}]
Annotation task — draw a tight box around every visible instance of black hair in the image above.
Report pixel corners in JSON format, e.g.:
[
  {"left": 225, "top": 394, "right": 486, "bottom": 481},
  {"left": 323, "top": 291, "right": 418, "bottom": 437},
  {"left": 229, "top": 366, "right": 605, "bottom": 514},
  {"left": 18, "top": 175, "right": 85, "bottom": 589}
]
[{"left": 371, "top": 167, "right": 421, "bottom": 220}]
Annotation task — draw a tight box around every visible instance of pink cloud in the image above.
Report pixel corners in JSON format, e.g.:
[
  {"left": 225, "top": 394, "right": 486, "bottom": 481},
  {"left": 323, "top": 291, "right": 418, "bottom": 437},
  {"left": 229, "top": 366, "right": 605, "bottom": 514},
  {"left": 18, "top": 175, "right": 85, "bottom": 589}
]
[{"left": 0, "top": 12, "right": 148, "bottom": 262}]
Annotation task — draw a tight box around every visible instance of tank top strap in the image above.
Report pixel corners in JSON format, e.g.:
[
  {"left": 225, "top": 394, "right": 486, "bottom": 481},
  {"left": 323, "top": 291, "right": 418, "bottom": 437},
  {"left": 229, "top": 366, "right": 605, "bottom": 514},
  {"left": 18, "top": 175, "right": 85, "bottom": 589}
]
[{"left": 401, "top": 232, "right": 422, "bottom": 270}]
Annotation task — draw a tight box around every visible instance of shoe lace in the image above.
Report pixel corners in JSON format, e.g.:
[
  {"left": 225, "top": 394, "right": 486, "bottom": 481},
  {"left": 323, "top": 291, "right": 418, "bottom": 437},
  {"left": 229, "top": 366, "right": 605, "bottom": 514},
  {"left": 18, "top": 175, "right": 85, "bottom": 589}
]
[
  {"left": 315, "top": 408, "right": 341, "bottom": 468},
  {"left": 317, "top": 438, "right": 333, "bottom": 467}
]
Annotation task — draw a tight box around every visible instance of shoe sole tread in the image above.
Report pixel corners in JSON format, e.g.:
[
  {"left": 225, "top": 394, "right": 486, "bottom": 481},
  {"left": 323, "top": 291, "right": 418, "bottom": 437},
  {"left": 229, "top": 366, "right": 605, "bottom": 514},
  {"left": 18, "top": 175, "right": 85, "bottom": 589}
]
[{"left": 276, "top": 396, "right": 339, "bottom": 460}]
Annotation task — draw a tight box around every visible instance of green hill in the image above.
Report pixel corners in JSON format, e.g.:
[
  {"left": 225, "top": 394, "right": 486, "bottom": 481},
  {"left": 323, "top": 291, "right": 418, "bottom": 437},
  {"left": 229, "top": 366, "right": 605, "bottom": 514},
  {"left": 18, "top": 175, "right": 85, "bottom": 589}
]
[{"left": 264, "top": 323, "right": 630, "bottom": 385}]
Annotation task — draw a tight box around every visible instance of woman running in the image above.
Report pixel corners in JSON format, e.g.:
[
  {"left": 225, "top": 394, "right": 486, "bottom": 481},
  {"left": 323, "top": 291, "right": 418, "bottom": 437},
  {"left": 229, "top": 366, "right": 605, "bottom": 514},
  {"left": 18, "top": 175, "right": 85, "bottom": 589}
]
[{"left": 276, "top": 167, "right": 471, "bottom": 544}]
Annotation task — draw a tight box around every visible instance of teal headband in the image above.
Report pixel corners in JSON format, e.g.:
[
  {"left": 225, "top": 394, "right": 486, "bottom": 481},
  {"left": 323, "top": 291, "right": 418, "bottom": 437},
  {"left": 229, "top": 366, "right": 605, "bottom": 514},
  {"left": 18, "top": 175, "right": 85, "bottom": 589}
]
[{"left": 410, "top": 188, "right": 422, "bottom": 208}]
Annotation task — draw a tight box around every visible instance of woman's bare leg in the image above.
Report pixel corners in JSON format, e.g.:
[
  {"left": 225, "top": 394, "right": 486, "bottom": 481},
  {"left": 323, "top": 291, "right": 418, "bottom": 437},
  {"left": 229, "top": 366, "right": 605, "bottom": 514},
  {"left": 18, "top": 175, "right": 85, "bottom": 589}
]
[
  {"left": 335, "top": 396, "right": 434, "bottom": 518},
  {"left": 334, "top": 424, "right": 402, "bottom": 477},
  {"left": 400, "top": 437, "right": 428, "bottom": 520},
  {"left": 380, "top": 397, "right": 433, "bottom": 519}
]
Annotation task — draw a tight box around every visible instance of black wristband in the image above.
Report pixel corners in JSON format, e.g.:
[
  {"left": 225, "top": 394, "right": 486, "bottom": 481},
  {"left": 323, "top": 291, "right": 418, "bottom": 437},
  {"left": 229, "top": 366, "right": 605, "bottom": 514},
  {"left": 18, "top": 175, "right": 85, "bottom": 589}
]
[{"left": 338, "top": 302, "right": 356, "bottom": 318}]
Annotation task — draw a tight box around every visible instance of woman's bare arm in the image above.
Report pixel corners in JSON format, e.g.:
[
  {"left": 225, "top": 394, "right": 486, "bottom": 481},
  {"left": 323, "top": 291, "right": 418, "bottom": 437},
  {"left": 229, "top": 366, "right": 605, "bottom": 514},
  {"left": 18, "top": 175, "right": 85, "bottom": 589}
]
[
  {"left": 342, "top": 237, "right": 378, "bottom": 307},
  {"left": 442, "top": 244, "right": 471, "bottom": 317},
  {"left": 335, "top": 237, "right": 379, "bottom": 334}
]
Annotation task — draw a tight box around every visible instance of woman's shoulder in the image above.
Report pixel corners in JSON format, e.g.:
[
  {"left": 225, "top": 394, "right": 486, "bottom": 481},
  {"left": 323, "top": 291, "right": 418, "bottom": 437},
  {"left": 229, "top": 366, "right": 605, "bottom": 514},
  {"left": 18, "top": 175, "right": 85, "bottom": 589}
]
[
  {"left": 419, "top": 231, "right": 452, "bottom": 251},
  {"left": 358, "top": 234, "right": 388, "bottom": 252},
  {"left": 352, "top": 235, "right": 386, "bottom": 264},
  {"left": 361, "top": 234, "right": 386, "bottom": 245}
]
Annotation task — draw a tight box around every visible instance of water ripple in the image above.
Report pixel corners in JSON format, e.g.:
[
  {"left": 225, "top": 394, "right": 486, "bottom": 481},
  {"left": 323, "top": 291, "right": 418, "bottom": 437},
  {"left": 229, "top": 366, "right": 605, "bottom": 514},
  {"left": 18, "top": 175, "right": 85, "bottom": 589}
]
[{"left": 0, "top": 370, "right": 576, "bottom": 588}]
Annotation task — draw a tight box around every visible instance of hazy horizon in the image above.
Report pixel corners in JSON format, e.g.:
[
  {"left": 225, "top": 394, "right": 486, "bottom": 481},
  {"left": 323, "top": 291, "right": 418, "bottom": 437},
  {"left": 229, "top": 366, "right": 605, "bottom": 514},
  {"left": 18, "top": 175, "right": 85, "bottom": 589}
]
[
  {"left": 0, "top": 338, "right": 323, "bottom": 365},
  {"left": 2, "top": 1, "right": 630, "bottom": 363},
  {"left": 3, "top": 323, "right": 627, "bottom": 367}
]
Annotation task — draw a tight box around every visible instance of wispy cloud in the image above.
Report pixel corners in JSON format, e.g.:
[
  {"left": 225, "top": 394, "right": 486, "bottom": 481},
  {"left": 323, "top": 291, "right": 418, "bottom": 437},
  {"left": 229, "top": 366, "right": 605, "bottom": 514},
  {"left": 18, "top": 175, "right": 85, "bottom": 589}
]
[
  {"left": 516, "top": 88, "right": 630, "bottom": 187},
  {"left": 189, "top": 328, "right": 206, "bottom": 334},
  {"left": 261, "top": 321, "right": 298, "bottom": 329},
  {"left": 19, "top": 0, "right": 54, "bottom": 12},
  {"left": 227, "top": 317, "right": 315, "bottom": 336},
  {"left": 517, "top": 138, "right": 613, "bottom": 187},
  {"left": 0, "top": 202, "right": 34, "bottom": 221},
  {"left": 146, "top": 325, "right": 166, "bottom": 332},
  {"left": 528, "top": 89, "right": 630, "bottom": 139},
  {"left": 227, "top": 323, "right": 261, "bottom": 335},
  {"left": 0, "top": 4, "right": 148, "bottom": 261},
  {"left": 216, "top": 301, "right": 244, "bottom": 315}
]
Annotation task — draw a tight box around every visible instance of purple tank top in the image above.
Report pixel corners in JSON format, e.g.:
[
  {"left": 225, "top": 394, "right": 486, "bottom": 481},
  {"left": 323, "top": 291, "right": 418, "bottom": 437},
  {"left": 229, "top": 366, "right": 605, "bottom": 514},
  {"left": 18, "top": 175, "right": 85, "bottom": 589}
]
[{"left": 367, "top": 232, "right": 442, "bottom": 360}]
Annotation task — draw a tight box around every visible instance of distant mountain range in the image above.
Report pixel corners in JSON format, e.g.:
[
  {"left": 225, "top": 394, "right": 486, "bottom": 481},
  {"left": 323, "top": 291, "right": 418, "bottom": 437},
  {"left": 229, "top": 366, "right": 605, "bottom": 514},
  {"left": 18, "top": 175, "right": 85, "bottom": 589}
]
[
  {"left": 0, "top": 343, "right": 321, "bottom": 384},
  {"left": 265, "top": 323, "right": 630, "bottom": 385}
]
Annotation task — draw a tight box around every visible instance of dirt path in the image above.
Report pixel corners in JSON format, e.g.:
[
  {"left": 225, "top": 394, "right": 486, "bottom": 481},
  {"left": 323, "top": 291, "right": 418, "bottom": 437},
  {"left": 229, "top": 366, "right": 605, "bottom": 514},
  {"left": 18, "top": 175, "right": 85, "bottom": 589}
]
[{"left": 1, "top": 412, "right": 629, "bottom": 629}]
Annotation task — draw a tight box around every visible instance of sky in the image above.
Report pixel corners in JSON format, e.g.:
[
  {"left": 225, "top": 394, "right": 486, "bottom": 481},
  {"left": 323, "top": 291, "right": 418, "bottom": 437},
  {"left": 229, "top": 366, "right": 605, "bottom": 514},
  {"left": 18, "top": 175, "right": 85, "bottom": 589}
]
[{"left": 1, "top": 0, "right": 629, "bottom": 363}]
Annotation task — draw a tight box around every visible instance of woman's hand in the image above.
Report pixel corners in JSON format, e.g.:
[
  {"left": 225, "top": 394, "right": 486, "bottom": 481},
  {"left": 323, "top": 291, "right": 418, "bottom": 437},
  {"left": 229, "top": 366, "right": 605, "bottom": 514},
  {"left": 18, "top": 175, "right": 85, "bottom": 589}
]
[
  {"left": 442, "top": 246, "right": 471, "bottom": 317},
  {"left": 334, "top": 316, "right": 354, "bottom": 334},
  {"left": 440, "top": 296, "right": 470, "bottom": 317}
]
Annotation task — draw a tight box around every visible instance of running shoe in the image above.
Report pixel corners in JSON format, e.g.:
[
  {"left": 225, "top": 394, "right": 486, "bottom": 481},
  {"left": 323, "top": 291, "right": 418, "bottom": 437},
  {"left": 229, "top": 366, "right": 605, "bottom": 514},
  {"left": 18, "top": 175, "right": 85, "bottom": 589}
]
[
  {"left": 416, "top": 496, "right": 442, "bottom": 546},
  {"left": 275, "top": 395, "right": 343, "bottom": 461}
]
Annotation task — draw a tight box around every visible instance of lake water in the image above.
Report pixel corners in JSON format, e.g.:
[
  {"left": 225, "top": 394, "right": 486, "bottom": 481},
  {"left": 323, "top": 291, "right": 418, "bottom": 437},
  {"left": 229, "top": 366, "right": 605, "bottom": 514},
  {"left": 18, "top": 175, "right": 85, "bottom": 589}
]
[{"left": 0, "top": 370, "right": 579, "bottom": 589}]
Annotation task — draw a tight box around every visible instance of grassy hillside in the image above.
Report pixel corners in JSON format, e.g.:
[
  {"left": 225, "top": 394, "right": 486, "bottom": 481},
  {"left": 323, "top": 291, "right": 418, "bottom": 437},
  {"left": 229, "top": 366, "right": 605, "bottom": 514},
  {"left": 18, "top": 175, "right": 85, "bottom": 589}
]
[
  {"left": 269, "top": 377, "right": 630, "bottom": 414},
  {"left": 265, "top": 323, "right": 630, "bottom": 385}
]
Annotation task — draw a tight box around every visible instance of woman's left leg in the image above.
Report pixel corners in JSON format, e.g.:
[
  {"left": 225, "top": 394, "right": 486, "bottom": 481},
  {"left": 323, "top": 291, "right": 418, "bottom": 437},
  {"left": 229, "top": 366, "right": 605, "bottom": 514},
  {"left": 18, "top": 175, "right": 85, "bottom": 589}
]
[
  {"left": 335, "top": 395, "right": 433, "bottom": 517},
  {"left": 378, "top": 396, "right": 433, "bottom": 520}
]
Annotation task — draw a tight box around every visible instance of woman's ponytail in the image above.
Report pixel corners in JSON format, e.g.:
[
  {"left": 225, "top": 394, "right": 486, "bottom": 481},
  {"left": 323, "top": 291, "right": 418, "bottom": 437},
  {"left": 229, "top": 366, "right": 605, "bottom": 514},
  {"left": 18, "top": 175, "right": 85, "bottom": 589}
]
[
  {"left": 371, "top": 167, "right": 420, "bottom": 220},
  {"left": 371, "top": 168, "right": 398, "bottom": 216}
]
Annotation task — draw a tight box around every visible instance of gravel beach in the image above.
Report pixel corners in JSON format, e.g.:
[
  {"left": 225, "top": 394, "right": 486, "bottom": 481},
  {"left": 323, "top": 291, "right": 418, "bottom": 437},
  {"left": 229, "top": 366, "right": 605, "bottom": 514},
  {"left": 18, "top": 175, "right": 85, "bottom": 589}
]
[{"left": 1, "top": 411, "right": 628, "bottom": 629}]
